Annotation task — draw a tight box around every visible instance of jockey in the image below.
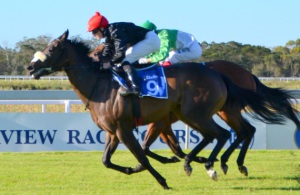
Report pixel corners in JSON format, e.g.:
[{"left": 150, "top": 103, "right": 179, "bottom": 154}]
[
  {"left": 139, "top": 20, "right": 202, "bottom": 66},
  {"left": 87, "top": 12, "right": 160, "bottom": 96}
]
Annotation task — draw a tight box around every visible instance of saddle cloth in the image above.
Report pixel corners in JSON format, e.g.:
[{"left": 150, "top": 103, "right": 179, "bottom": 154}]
[{"left": 112, "top": 64, "right": 168, "bottom": 99}]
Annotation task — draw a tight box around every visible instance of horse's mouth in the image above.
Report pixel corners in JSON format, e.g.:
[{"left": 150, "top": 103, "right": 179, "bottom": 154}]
[{"left": 27, "top": 67, "right": 50, "bottom": 80}]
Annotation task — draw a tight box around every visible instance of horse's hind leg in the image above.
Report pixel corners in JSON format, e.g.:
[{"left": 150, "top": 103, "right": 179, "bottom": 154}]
[
  {"left": 220, "top": 135, "right": 243, "bottom": 175},
  {"left": 236, "top": 121, "right": 255, "bottom": 176},
  {"left": 184, "top": 135, "right": 213, "bottom": 176},
  {"left": 204, "top": 124, "right": 230, "bottom": 181},
  {"left": 184, "top": 119, "right": 230, "bottom": 181},
  {"left": 223, "top": 122, "right": 255, "bottom": 177},
  {"left": 219, "top": 111, "right": 255, "bottom": 176},
  {"left": 116, "top": 128, "right": 169, "bottom": 189}
]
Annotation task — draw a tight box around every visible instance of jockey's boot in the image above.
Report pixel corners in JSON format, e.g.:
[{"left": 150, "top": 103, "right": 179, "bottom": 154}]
[{"left": 120, "top": 62, "right": 141, "bottom": 97}]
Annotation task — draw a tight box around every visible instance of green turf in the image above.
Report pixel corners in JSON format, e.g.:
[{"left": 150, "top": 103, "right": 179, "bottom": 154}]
[{"left": 0, "top": 150, "right": 299, "bottom": 194}]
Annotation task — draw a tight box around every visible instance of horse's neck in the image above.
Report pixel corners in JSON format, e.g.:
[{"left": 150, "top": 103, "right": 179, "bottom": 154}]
[
  {"left": 64, "top": 43, "right": 116, "bottom": 107},
  {"left": 65, "top": 66, "right": 114, "bottom": 105}
]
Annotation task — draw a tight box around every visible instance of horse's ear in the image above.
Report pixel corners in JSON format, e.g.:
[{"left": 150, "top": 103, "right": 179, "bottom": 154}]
[{"left": 59, "top": 30, "right": 69, "bottom": 41}]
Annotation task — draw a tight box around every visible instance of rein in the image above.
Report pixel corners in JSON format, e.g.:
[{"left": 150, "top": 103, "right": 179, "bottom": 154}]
[{"left": 84, "top": 73, "right": 100, "bottom": 110}]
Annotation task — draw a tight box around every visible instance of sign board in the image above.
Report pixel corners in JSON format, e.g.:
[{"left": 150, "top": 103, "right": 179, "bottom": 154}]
[{"left": 0, "top": 113, "right": 299, "bottom": 152}]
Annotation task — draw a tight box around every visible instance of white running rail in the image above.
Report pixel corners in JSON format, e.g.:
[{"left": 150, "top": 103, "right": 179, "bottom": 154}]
[{"left": 0, "top": 100, "right": 82, "bottom": 113}]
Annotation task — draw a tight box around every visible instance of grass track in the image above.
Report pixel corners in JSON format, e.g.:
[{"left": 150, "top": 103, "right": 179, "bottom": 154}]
[{"left": 0, "top": 150, "right": 299, "bottom": 194}]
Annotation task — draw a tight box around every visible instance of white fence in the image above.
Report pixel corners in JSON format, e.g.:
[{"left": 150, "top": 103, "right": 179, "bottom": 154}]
[
  {"left": 1, "top": 99, "right": 299, "bottom": 113},
  {"left": 1, "top": 75, "right": 300, "bottom": 81},
  {"left": 258, "top": 77, "right": 300, "bottom": 81},
  {"left": 0, "top": 100, "right": 82, "bottom": 113},
  {"left": 0, "top": 75, "right": 68, "bottom": 81}
]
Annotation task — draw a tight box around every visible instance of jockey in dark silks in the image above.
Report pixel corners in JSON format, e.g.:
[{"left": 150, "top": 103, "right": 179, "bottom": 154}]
[{"left": 87, "top": 12, "right": 160, "bottom": 96}]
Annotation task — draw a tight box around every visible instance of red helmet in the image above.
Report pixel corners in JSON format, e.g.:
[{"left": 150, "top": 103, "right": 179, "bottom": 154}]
[{"left": 87, "top": 12, "right": 109, "bottom": 32}]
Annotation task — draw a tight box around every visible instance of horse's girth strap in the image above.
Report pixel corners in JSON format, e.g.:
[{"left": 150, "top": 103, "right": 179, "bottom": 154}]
[{"left": 132, "top": 96, "right": 142, "bottom": 126}]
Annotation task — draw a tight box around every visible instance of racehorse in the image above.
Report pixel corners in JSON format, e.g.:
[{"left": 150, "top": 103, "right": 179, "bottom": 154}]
[
  {"left": 90, "top": 45, "right": 300, "bottom": 176},
  {"left": 27, "top": 30, "right": 286, "bottom": 189},
  {"left": 143, "top": 61, "right": 300, "bottom": 174},
  {"left": 143, "top": 61, "right": 300, "bottom": 176}
]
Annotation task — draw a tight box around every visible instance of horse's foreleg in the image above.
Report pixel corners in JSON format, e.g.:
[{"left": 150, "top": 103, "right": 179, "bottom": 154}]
[
  {"left": 102, "top": 133, "right": 143, "bottom": 174},
  {"left": 142, "top": 123, "right": 180, "bottom": 163},
  {"left": 117, "top": 128, "right": 169, "bottom": 189},
  {"left": 160, "top": 126, "right": 209, "bottom": 163}
]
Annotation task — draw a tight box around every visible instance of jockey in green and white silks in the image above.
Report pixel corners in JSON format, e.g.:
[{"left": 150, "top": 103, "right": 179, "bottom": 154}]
[{"left": 139, "top": 20, "right": 202, "bottom": 65}]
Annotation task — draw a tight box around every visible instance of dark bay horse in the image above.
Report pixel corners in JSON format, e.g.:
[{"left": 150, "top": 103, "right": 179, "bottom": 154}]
[
  {"left": 90, "top": 45, "right": 300, "bottom": 176},
  {"left": 143, "top": 61, "right": 300, "bottom": 177},
  {"left": 27, "top": 30, "right": 286, "bottom": 189}
]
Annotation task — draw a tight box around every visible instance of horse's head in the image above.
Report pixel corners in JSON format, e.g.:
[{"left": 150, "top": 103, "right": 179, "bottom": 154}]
[{"left": 27, "top": 30, "right": 70, "bottom": 79}]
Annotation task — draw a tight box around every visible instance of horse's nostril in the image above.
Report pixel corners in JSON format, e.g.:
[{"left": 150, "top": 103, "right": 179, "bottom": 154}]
[{"left": 27, "top": 66, "right": 33, "bottom": 71}]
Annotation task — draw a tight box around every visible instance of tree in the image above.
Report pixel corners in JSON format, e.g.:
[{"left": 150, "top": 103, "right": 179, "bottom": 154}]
[
  {"left": 1, "top": 34, "right": 300, "bottom": 77},
  {"left": 10, "top": 36, "right": 52, "bottom": 75}
]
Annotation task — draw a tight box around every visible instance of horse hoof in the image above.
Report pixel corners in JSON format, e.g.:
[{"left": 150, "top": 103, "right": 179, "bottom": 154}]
[
  {"left": 184, "top": 166, "right": 193, "bottom": 176},
  {"left": 163, "top": 185, "right": 170, "bottom": 190},
  {"left": 207, "top": 168, "right": 218, "bottom": 181},
  {"left": 239, "top": 166, "right": 248, "bottom": 176},
  {"left": 134, "top": 164, "right": 146, "bottom": 172},
  {"left": 171, "top": 156, "right": 181, "bottom": 163},
  {"left": 125, "top": 167, "right": 134, "bottom": 175},
  {"left": 158, "top": 178, "right": 170, "bottom": 189},
  {"left": 161, "top": 182, "right": 170, "bottom": 190},
  {"left": 221, "top": 164, "right": 228, "bottom": 175}
]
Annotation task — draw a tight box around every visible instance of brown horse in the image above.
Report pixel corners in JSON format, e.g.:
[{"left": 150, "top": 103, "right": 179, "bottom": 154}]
[
  {"left": 27, "top": 30, "right": 285, "bottom": 189},
  {"left": 143, "top": 61, "right": 300, "bottom": 177},
  {"left": 90, "top": 45, "right": 300, "bottom": 176}
]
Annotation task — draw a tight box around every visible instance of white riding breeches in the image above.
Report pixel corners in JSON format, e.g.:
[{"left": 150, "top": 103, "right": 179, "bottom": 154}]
[
  {"left": 123, "top": 31, "right": 160, "bottom": 64},
  {"left": 165, "top": 31, "right": 202, "bottom": 64}
]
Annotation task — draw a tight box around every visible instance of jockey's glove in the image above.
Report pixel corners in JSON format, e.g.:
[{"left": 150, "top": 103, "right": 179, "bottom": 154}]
[{"left": 138, "top": 58, "right": 149, "bottom": 64}]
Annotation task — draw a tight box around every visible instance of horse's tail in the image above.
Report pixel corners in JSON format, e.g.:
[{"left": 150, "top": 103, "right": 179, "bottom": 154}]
[
  {"left": 252, "top": 75, "right": 300, "bottom": 129},
  {"left": 221, "top": 74, "right": 287, "bottom": 125}
]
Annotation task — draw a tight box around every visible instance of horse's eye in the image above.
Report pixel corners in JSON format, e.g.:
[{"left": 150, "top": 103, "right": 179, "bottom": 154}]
[{"left": 49, "top": 47, "right": 54, "bottom": 52}]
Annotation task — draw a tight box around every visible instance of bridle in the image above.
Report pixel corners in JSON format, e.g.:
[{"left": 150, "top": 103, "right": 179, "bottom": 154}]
[{"left": 43, "top": 39, "right": 69, "bottom": 73}]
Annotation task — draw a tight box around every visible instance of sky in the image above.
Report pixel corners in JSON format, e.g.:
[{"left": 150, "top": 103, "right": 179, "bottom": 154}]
[{"left": 1, "top": 0, "right": 299, "bottom": 49}]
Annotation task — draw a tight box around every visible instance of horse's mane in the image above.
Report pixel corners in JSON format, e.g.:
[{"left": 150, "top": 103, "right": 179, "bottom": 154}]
[
  {"left": 68, "top": 38, "right": 93, "bottom": 62},
  {"left": 67, "top": 39, "right": 112, "bottom": 75}
]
